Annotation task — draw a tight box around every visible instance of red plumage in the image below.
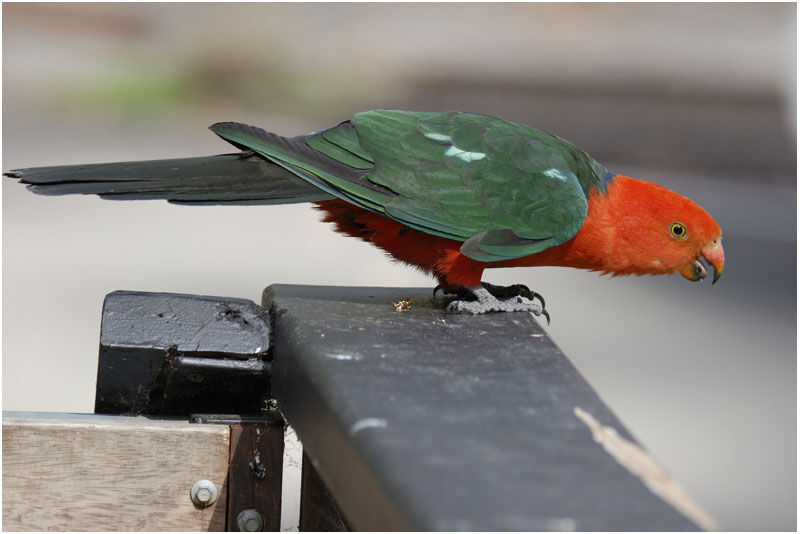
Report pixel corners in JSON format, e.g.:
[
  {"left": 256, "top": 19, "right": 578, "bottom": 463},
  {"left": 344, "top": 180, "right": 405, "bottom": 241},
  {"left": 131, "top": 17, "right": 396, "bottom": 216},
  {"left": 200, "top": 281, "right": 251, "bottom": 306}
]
[{"left": 315, "top": 174, "right": 724, "bottom": 290}]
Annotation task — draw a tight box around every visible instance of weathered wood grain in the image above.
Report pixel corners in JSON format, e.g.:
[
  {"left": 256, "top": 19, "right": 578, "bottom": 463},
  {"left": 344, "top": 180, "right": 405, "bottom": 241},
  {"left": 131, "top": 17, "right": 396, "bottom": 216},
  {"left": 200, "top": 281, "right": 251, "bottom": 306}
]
[
  {"left": 299, "top": 452, "right": 351, "bottom": 532},
  {"left": 227, "top": 423, "right": 284, "bottom": 531},
  {"left": 3, "top": 413, "right": 230, "bottom": 531}
]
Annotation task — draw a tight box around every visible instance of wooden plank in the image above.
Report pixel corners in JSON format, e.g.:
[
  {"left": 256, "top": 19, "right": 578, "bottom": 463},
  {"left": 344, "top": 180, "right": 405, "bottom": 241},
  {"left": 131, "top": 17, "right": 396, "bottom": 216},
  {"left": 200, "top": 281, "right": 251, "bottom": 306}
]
[
  {"left": 265, "top": 284, "right": 706, "bottom": 531},
  {"left": 227, "top": 423, "right": 284, "bottom": 531},
  {"left": 2, "top": 413, "right": 230, "bottom": 531},
  {"left": 299, "top": 452, "right": 351, "bottom": 532}
]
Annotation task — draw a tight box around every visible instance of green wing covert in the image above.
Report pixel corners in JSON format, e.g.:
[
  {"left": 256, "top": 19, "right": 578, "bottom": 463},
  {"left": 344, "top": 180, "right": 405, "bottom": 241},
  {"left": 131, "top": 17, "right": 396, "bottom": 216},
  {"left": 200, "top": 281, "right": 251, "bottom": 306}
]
[{"left": 212, "top": 110, "right": 608, "bottom": 262}]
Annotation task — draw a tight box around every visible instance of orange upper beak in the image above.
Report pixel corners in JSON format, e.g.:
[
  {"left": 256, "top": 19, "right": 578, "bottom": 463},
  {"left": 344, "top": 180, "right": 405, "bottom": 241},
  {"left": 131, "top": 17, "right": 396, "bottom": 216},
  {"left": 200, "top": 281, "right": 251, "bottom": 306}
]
[
  {"left": 701, "top": 240, "right": 725, "bottom": 284},
  {"left": 679, "top": 239, "right": 725, "bottom": 284}
]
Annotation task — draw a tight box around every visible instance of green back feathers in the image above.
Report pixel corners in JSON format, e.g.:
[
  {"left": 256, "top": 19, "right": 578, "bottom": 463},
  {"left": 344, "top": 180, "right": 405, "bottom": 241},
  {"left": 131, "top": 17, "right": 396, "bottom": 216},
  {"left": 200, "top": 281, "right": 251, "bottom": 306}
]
[{"left": 211, "top": 110, "right": 609, "bottom": 262}]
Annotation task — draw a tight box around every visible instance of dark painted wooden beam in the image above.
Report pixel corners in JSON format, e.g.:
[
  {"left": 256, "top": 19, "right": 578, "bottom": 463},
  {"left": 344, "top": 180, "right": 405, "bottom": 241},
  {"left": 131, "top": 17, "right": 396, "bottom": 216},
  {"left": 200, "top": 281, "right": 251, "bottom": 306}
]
[
  {"left": 95, "top": 290, "right": 271, "bottom": 416},
  {"left": 299, "top": 451, "right": 352, "bottom": 532},
  {"left": 265, "top": 284, "right": 706, "bottom": 531}
]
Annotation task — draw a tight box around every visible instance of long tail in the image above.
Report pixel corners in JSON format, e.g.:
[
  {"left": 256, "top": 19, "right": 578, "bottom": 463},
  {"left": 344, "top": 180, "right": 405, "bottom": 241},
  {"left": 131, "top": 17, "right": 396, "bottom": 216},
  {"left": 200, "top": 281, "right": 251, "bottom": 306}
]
[{"left": 4, "top": 150, "right": 334, "bottom": 205}]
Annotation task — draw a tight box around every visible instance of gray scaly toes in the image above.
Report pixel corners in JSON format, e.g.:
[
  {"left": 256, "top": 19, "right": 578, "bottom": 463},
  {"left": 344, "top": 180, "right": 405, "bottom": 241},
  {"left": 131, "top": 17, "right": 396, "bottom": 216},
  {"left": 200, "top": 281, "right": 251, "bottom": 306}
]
[
  {"left": 480, "top": 281, "right": 546, "bottom": 309},
  {"left": 446, "top": 286, "right": 550, "bottom": 323}
]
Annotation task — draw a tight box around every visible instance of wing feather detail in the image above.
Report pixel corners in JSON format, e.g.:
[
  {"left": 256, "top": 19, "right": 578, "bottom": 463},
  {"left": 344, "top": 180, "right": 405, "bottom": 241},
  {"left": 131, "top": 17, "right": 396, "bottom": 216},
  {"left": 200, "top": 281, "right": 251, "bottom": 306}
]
[{"left": 213, "top": 111, "right": 606, "bottom": 261}]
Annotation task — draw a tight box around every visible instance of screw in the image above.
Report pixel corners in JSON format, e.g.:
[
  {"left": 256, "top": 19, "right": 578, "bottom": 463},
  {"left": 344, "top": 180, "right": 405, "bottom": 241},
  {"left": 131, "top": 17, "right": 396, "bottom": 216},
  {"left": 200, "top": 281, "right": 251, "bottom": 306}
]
[
  {"left": 237, "top": 509, "right": 264, "bottom": 531},
  {"left": 262, "top": 397, "right": 283, "bottom": 422},
  {"left": 190, "top": 480, "right": 218, "bottom": 507},
  {"left": 264, "top": 398, "right": 279, "bottom": 413}
]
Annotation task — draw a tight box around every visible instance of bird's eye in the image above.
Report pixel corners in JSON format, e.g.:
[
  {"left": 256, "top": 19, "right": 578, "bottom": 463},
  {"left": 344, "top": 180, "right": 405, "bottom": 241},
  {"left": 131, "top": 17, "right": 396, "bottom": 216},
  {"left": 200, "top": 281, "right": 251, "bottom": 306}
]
[{"left": 670, "top": 222, "right": 687, "bottom": 238}]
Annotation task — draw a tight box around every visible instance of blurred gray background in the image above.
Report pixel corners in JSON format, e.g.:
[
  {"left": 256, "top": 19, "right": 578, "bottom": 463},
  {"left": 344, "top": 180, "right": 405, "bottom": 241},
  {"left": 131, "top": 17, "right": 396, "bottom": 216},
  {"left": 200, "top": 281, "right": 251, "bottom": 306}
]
[{"left": 2, "top": 3, "right": 795, "bottom": 531}]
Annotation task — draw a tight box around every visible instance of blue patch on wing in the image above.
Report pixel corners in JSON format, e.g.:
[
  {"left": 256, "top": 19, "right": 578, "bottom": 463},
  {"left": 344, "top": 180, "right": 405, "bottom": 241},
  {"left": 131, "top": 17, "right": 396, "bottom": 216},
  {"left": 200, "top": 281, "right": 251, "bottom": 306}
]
[{"left": 598, "top": 172, "right": 617, "bottom": 193}]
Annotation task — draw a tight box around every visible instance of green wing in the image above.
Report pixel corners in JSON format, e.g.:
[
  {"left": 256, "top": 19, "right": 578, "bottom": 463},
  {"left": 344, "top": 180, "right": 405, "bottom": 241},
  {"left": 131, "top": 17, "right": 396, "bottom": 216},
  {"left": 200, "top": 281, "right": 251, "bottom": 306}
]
[{"left": 211, "top": 110, "right": 609, "bottom": 262}]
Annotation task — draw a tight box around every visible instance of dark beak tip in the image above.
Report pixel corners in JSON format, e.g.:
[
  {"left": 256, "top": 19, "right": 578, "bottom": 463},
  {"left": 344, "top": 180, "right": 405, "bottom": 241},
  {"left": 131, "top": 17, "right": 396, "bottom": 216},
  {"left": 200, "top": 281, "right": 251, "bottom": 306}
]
[{"left": 698, "top": 254, "right": 722, "bottom": 285}]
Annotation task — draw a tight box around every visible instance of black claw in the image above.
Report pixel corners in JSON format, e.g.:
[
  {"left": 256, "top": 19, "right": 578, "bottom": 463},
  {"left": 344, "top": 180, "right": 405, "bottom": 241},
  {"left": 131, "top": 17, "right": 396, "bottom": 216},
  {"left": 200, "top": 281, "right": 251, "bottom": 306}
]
[
  {"left": 510, "top": 284, "right": 533, "bottom": 300},
  {"left": 433, "top": 285, "right": 442, "bottom": 297},
  {"left": 540, "top": 308, "right": 551, "bottom": 326},
  {"left": 481, "top": 282, "right": 546, "bottom": 309}
]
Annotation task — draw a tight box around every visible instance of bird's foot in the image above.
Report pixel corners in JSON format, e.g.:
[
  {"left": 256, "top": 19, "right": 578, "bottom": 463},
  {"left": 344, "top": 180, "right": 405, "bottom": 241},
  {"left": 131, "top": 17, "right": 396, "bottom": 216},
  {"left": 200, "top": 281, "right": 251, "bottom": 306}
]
[
  {"left": 434, "top": 282, "right": 544, "bottom": 306},
  {"left": 479, "top": 282, "right": 545, "bottom": 309},
  {"left": 446, "top": 285, "right": 550, "bottom": 324}
]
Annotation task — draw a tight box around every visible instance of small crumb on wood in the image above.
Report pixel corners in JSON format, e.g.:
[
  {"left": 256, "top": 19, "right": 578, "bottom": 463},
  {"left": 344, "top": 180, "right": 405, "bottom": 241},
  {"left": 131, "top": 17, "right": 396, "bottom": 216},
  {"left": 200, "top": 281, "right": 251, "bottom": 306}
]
[{"left": 392, "top": 297, "right": 412, "bottom": 311}]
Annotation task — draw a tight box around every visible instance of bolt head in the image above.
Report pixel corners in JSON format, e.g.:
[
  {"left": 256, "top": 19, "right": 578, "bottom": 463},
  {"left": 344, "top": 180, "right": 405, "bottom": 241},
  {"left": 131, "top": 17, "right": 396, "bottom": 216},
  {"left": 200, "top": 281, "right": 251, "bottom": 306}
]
[
  {"left": 190, "top": 479, "right": 218, "bottom": 507},
  {"left": 237, "top": 509, "right": 264, "bottom": 531}
]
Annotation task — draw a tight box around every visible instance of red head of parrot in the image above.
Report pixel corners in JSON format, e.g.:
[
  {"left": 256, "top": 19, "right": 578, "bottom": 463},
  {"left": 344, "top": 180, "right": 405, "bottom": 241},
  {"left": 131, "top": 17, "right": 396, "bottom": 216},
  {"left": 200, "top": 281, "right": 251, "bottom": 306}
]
[{"left": 507, "top": 174, "right": 725, "bottom": 283}]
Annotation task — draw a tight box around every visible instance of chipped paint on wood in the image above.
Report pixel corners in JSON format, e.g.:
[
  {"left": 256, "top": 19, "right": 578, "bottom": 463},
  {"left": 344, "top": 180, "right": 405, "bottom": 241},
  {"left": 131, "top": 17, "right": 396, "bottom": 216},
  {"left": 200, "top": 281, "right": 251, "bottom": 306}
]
[
  {"left": 574, "top": 407, "right": 719, "bottom": 531},
  {"left": 350, "top": 417, "right": 388, "bottom": 435}
]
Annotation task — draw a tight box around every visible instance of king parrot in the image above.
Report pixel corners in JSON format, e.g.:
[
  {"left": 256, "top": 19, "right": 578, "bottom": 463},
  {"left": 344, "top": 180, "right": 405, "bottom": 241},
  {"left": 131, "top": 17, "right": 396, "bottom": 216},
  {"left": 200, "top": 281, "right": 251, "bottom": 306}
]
[{"left": 5, "top": 110, "right": 725, "bottom": 320}]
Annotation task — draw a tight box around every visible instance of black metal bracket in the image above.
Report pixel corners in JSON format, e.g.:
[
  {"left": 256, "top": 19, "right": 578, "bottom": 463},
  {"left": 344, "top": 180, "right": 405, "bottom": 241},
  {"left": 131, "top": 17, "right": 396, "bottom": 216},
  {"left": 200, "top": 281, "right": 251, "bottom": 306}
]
[{"left": 95, "top": 290, "right": 272, "bottom": 417}]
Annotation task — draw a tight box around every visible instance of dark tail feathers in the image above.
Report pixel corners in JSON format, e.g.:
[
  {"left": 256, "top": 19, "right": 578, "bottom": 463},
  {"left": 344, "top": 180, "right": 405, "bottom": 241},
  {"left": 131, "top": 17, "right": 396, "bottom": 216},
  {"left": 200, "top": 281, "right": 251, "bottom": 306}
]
[{"left": 4, "top": 151, "right": 333, "bottom": 205}]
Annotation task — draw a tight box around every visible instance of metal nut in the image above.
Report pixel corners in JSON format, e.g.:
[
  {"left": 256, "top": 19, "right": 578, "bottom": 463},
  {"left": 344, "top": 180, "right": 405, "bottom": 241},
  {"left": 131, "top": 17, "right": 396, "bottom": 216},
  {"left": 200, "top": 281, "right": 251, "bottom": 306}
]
[
  {"left": 237, "top": 509, "right": 264, "bottom": 531},
  {"left": 190, "top": 479, "right": 218, "bottom": 507}
]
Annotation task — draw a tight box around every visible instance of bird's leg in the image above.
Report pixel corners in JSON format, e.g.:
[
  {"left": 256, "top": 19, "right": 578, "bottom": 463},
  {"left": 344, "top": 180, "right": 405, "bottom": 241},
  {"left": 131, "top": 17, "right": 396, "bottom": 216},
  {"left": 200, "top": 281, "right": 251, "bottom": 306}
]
[
  {"left": 446, "top": 285, "right": 550, "bottom": 323},
  {"left": 433, "top": 281, "right": 474, "bottom": 299}
]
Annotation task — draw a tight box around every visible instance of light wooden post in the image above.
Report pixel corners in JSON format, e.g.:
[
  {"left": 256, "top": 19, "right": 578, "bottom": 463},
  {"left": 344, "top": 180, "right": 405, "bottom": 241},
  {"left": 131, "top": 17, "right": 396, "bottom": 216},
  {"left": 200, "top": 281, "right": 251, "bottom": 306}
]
[{"left": 3, "top": 414, "right": 230, "bottom": 531}]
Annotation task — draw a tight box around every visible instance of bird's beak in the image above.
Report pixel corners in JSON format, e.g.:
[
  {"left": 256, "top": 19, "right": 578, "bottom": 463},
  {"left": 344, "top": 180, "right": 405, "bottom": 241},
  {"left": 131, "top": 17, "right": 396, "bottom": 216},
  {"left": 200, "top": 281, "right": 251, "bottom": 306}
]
[{"left": 679, "top": 239, "right": 725, "bottom": 284}]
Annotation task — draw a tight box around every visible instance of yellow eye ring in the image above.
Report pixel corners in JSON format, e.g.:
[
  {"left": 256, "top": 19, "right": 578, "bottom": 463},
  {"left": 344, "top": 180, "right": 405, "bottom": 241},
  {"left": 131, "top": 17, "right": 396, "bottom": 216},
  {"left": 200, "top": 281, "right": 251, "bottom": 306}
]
[{"left": 670, "top": 222, "right": 687, "bottom": 238}]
